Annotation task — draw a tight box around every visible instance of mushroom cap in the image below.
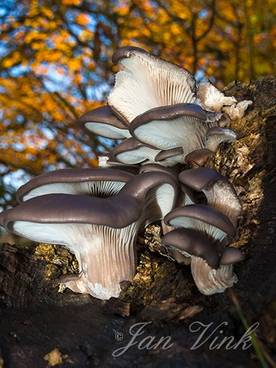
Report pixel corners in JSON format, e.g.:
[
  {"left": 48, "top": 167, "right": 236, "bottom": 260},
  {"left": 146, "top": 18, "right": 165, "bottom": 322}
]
[
  {"left": 108, "top": 47, "right": 196, "bottom": 123},
  {"left": 109, "top": 137, "right": 159, "bottom": 165},
  {"left": 205, "top": 127, "right": 237, "bottom": 152},
  {"left": 155, "top": 147, "right": 184, "bottom": 162},
  {"left": 179, "top": 167, "right": 241, "bottom": 227},
  {"left": 77, "top": 105, "right": 130, "bottom": 139},
  {"left": 220, "top": 247, "right": 244, "bottom": 265},
  {"left": 185, "top": 149, "right": 213, "bottom": 167},
  {"left": 2, "top": 193, "right": 141, "bottom": 233},
  {"left": 112, "top": 46, "right": 149, "bottom": 64},
  {"left": 139, "top": 163, "right": 179, "bottom": 180},
  {"left": 164, "top": 204, "right": 235, "bottom": 238},
  {"left": 129, "top": 103, "right": 209, "bottom": 150},
  {"left": 17, "top": 168, "right": 134, "bottom": 202},
  {"left": 179, "top": 167, "right": 223, "bottom": 192},
  {"left": 162, "top": 228, "right": 220, "bottom": 269},
  {"left": 4, "top": 171, "right": 178, "bottom": 234}
]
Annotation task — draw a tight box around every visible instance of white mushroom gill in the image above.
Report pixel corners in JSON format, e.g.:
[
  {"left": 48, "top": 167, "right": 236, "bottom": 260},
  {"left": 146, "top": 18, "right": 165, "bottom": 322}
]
[
  {"left": 13, "top": 221, "right": 139, "bottom": 300},
  {"left": 143, "top": 184, "right": 176, "bottom": 226},
  {"left": 202, "top": 181, "right": 242, "bottom": 227},
  {"left": 84, "top": 122, "right": 131, "bottom": 139},
  {"left": 191, "top": 257, "right": 238, "bottom": 295},
  {"left": 133, "top": 116, "right": 212, "bottom": 151},
  {"left": 116, "top": 146, "right": 160, "bottom": 165},
  {"left": 108, "top": 52, "right": 196, "bottom": 122},
  {"left": 23, "top": 181, "right": 126, "bottom": 201},
  {"left": 168, "top": 216, "right": 228, "bottom": 242}
]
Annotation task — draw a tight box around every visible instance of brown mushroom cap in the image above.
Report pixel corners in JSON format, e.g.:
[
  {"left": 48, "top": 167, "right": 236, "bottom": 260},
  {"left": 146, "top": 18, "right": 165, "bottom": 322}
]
[
  {"left": 77, "top": 105, "right": 130, "bottom": 139},
  {"left": 155, "top": 147, "right": 184, "bottom": 162},
  {"left": 139, "top": 164, "right": 179, "bottom": 180},
  {"left": 178, "top": 167, "right": 241, "bottom": 227},
  {"left": 162, "top": 228, "right": 220, "bottom": 269},
  {"left": 179, "top": 167, "right": 223, "bottom": 192},
  {"left": 220, "top": 247, "right": 244, "bottom": 265},
  {"left": 129, "top": 103, "right": 210, "bottom": 151},
  {"left": 109, "top": 137, "right": 159, "bottom": 165},
  {"left": 185, "top": 149, "right": 213, "bottom": 167},
  {"left": 164, "top": 204, "right": 236, "bottom": 238},
  {"left": 17, "top": 168, "right": 134, "bottom": 202},
  {"left": 112, "top": 46, "right": 150, "bottom": 64}
]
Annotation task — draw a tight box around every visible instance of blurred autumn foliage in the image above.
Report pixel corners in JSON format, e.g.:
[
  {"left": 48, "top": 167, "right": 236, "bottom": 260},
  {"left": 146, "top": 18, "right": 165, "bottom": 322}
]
[{"left": 0, "top": 0, "right": 275, "bottom": 208}]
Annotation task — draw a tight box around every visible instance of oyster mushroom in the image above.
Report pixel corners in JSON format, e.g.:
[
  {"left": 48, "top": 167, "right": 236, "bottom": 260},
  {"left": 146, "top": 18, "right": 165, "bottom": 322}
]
[
  {"left": 108, "top": 46, "right": 197, "bottom": 123},
  {"left": 190, "top": 246, "right": 244, "bottom": 295},
  {"left": 129, "top": 103, "right": 215, "bottom": 152},
  {"left": 17, "top": 168, "right": 134, "bottom": 202},
  {"left": 77, "top": 105, "right": 130, "bottom": 139},
  {"left": 178, "top": 167, "right": 241, "bottom": 226},
  {"left": 164, "top": 204, "right": 235, "bottom": 242},
  {"left": 1, "top": 172, "right": 178, "bottom": 300},
  {"left": 155, "top": 147, "right": 184, "bottom": 167},
  {"left": 162, "top": 218, "right": 242, "bottom": 295},
  {"left": 109, "top": 137, "right": 160, "bottom": 165}
]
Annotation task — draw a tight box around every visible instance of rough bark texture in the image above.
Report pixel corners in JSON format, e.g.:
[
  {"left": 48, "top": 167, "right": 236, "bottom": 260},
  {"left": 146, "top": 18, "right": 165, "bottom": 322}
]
[{"left": 0, "top": 77, "right": 275, "bottom": 367}]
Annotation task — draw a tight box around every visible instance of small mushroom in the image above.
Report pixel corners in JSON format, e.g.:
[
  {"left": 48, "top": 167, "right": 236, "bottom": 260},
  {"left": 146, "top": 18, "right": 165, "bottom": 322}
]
[
  {"left": 108, "top": 46, "right": 196, "bottom": 123},
  {"left": 197, "top": 81, "right": 237, "bottom": 112},
  {"left": 162, "top": 228, "right": 220, "bottom": 269},
  {"left": 162, "top": 227, "right": 244, "bottom": 295},
  {"left": 109, "top": 137, "right": 160, "bottom": 165},
  {"left": 205, "top": 127, "right": 237, "bottom": 152},
  {"left": 1, "top": 172, "right": 178, "bottom": 300},
  {"left": 17, "top": 168, "right": 134, "bottom": 202},
  {"left": 178, "top": 167, "right": 241, "bottom": 226},
  {"left": 129, "top": 103, "right": 214, "bottom": 151},
  {"left": 164, "top": 204, "right": 236, "bottom": 242},
  {"left": 77, "top": 105, "right": 130, "bottom": 139},
  {"left": 190, "top": 247, "right": 244, "bottom": 295}
]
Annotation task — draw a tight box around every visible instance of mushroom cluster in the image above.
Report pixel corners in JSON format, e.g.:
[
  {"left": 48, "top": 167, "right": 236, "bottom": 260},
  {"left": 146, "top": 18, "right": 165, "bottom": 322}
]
[{"left": 0, "top": 46, "right": 252, "bottom": 300}]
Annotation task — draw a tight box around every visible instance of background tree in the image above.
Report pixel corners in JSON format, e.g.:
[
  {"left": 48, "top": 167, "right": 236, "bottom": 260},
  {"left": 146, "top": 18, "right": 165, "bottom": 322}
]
[{"left": 0, "top": 0, "right": 275, "bottom": 208}]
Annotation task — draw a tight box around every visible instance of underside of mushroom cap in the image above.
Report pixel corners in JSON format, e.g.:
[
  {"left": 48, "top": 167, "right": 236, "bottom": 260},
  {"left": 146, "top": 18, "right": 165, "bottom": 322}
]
[
  {"left": 77, "top": 105, "right": 130, "bottom": 139},
  {"left": 2, "top": 195, "right": 140, "bottom": 300},
  {"left": 130, "top": 103, "right": 213, "bottom": 151},
  {"left": 164, "top": 204, "right": 236, "bottom": 240},
  {"left": 109, "top": 137, "right": 160, "bottom": 165},
  {"left": 205, "top": 127, "right": 237, "bottom": 152},
  {"left": 17, "top": 168, "right": 134, "bottom": 202},
  {"left": 162, "top": 228, "right": 220, "bottom": 268},
  {"left": 108, "top": 47, "right": 196, "bottom": 122},
  {"left": 120, "top": 171, "right": 179, "bottom": 224},
  {"left": 191, "top": 257, "right": 238, "bottom": 295},
  {"left": 3, "top": 193, "right": 142, "bottom": 232}
]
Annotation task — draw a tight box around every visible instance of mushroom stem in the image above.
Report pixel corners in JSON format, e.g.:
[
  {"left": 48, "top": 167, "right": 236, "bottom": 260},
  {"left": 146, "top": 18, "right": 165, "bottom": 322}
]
[{"left": 190, "top": 256, "right": 238, "bottom": 295}]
